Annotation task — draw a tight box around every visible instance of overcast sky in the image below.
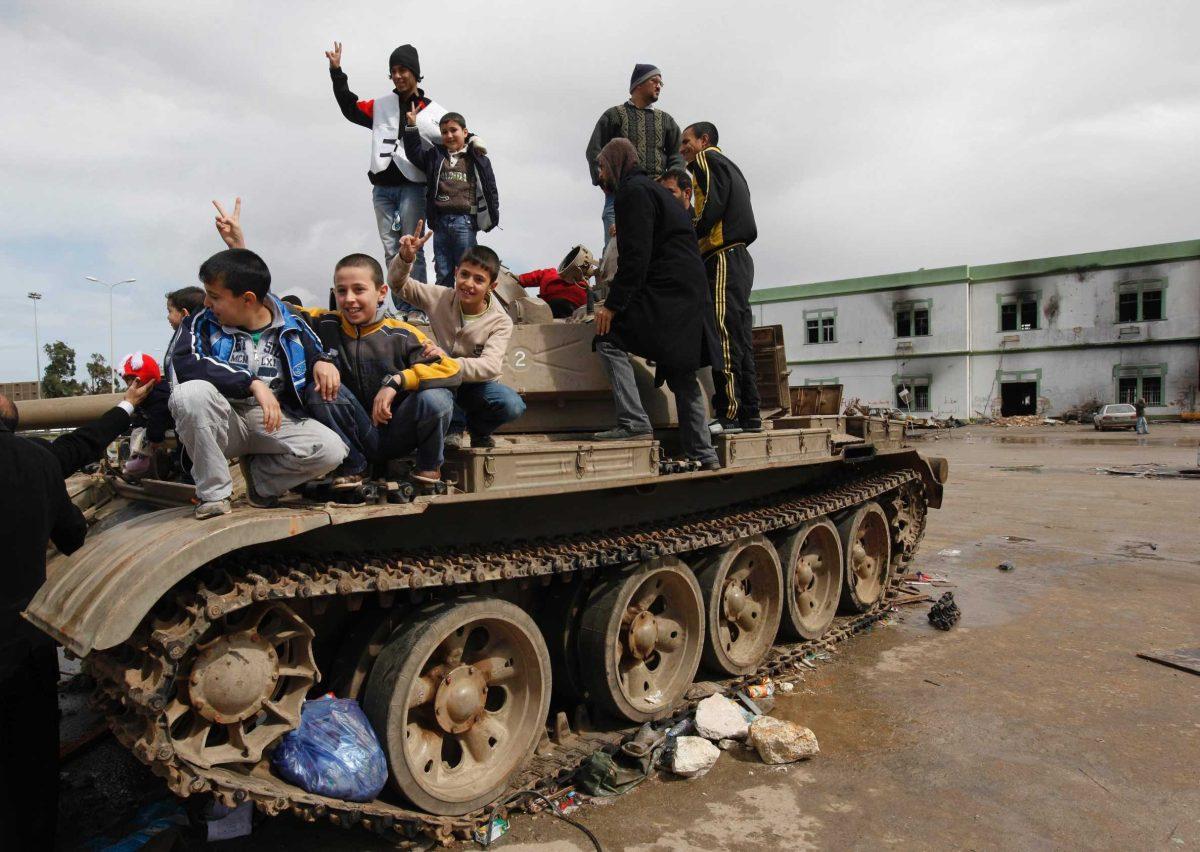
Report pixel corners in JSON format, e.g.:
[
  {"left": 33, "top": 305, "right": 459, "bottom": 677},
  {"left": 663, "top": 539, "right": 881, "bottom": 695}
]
[{"left": 2, "top": 0, "right": 1198, "bottom": 383}]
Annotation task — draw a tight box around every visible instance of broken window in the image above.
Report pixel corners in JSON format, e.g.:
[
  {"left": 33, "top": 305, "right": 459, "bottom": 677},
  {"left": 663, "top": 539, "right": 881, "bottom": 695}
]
[
  {"left": 805, "top": 310, "right": 836, "bottom": 344},
  {"left": 1117, "top": 281, "right": 1165, "bottom": 322},
  {"left": 1000, "top": 294, "right": 1038, "bottom": 331},
  {"left": 1117, "top": 377, "right": 1137, "bottom": 404},
  {"left": 1141, "top": 375, "right": 1162, "bottom": 405},
  {"left": 1118, "top": 291, "right": 1139, "bottom": 323},
  {"left": 1141, "top": 289, "right": 1163, "bottom": 321},
  {"left": 895, "top": 303, "right": 931, "bottom": 337},
  {"left": 895, "top": 382, "right": 930, "bottom": 411}
]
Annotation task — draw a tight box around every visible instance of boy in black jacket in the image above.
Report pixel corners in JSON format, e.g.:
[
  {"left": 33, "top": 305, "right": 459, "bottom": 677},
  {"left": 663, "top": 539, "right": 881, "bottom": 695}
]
[{"left": 403, "top": 108, "right": 499, "bottom": 286}]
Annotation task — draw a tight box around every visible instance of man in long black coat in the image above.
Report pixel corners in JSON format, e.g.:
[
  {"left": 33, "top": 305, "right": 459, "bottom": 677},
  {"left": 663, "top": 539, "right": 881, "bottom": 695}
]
[
  {"left": 591, "top": 138, "right": 720, "bottom": 469},
  {"left": 0, "top": 394, "right": 89, "bottom": 847}
]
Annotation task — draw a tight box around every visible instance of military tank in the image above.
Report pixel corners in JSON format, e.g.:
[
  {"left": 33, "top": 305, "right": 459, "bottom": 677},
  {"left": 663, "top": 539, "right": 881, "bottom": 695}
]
[{"left": 21, "top": 281, "right": 947, "bottom": 844}]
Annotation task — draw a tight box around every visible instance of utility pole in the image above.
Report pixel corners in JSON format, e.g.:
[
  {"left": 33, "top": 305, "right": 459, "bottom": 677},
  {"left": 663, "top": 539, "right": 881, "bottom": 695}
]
[
  {"left": 27, "top": 292, "right": 42, "bottom": 398},
  {"left": 84, "top": 275, "right": 136, "bottom": 390}
]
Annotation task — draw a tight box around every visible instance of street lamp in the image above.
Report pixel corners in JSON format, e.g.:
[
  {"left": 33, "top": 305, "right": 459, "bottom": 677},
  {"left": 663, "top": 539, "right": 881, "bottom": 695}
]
[
  {"left": 27, "top": 292, "right": 42, "bottom": 399},
  {"left": 85, "top": 275, "right": 136, "bottom": 391}
]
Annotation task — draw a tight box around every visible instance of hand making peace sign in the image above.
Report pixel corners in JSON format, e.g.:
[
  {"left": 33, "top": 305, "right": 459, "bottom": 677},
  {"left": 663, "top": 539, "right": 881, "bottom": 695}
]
[
  {"left": 212, "top": 197, "right": 245, "bottom": 249},
  {"left": 325, "top": 42, "right": 342, "bottom": 69},
  {"left": 397, "top": 220, "right": 433, "bottom": 264}
]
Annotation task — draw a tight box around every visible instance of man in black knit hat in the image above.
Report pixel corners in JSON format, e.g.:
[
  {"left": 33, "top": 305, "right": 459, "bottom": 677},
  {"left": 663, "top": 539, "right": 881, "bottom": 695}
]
[
  {"left": 586, "top": 63, "right": 686, "bottom": 248},
  {"left": 326, "top": 41, "right": 446, "bottom": 305}
]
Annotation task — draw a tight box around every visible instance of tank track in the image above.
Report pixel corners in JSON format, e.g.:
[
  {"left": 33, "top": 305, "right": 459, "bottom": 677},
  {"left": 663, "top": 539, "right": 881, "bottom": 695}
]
[{"left": 86, "top": 469, "right": 926, "bottom": 845}]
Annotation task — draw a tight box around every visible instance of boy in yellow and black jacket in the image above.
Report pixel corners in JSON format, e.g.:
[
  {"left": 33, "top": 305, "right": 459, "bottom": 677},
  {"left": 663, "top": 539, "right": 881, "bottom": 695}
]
[
  {"left": 301, "top": 253, "right": 460, "bottom": 484},
  {"left": 682, "top": 121, "right": 761, "bottom": 433}
]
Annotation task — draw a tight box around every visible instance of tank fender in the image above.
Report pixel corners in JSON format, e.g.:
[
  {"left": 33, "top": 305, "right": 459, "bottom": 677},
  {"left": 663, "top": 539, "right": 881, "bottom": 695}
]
[
  {"left": 25, "top": 505, "right": 335, "bottom": 658},
  {"left": 871, "top": 449, "right": 948, "bottom": 509}
]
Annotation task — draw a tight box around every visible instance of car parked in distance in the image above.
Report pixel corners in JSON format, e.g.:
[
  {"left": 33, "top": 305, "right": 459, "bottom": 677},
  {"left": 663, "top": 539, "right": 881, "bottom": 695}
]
[{"left": 1093, "top": 403, "right": 1137, "bottom": 431}]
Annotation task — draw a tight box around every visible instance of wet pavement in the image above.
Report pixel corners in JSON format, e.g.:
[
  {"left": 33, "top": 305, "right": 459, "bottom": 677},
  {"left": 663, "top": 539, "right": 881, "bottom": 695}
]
[{"left": 58, "top": 424, "right": 1200, "bottom": 850}]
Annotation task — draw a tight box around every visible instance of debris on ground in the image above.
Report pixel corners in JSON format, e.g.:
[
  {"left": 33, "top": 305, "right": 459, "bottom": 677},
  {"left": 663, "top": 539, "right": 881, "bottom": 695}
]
[
  {"left": 475, "top": 816, "right": 510, "bottom": 844},
  {"left": 928, "top": 591, "right": 962, "bottom": 630},
  {"left": 202, "top": 800, "right": 254, "bottom": 841},
  {"left": 746, "top": 679, "right": 776, "bottom": 701},
  {"left": 270, "top": 696, "right": 387, "bottom": 802},
  {"left": 1096, "top": 464, "right": 1200, "bottom": 479},
  {"left": 778, "top": 682, "right": 795, "bottom": 694},
  {"left": 748, "top": 716, "right": 820, "bottom": 764},
  {"left": 906, "top": 571, "right": 953, "bottom": 586},
  {"left": 694, "top": 694, "right": 751, "bottom": 740},
  {"left": 668, "top": 736, "right": 721, "bottom": 777},
  {"left": 938, "top": 548, "right": 962, "bottom": 557},
  {"left": 997, "top": 561, "right": 1015, "bottom": 572},
  {"left": 1136, "top": 647, "right": 1200, "bottom": 677}
]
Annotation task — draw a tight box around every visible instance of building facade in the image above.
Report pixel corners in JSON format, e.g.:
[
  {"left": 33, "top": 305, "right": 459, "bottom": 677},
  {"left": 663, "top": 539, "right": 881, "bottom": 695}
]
[
  {"left": 750, "top": 240, "right": 1200, "bottom": 419},
  {"left": 0, "top": 381, "right": 40, "bottom": 402}
]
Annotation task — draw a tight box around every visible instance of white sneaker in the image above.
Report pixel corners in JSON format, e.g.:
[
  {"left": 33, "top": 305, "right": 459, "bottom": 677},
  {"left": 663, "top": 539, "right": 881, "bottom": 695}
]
[{"left": 194, "top": 498, "right": 232, "bottom": 519}]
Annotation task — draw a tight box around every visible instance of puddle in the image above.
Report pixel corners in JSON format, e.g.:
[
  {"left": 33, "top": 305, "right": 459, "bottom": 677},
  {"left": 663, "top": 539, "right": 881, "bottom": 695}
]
[{"left": 982, "top": 436, "right": 1198, "bottom": 447}]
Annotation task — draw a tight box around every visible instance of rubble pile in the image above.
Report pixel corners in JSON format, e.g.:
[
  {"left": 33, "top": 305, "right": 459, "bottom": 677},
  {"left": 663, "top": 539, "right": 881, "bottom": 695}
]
[{"left": 988, "top": 415, "right": 1063, "bottom": 427}]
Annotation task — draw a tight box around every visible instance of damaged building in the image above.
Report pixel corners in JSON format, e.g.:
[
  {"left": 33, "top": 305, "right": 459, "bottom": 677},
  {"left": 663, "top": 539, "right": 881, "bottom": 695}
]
[{"left": 751, "top": 239, "right": 1200, "bottom": 420}]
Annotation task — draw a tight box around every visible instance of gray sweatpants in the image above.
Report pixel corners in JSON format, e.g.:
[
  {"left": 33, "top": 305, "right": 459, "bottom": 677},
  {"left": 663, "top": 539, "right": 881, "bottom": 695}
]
[
  {"left": 596, "top": 342, "right": 718, "bottom": 466},
  {"left": 169, "top": 380, "right": 347, "bottom": 503}
]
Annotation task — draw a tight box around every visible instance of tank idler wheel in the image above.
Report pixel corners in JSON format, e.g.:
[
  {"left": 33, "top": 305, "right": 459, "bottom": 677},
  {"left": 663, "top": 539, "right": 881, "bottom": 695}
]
[
  {"left": 363, "top": 597, "right": 551, "bottom": 816},
  {"left": 887, "top": 480, "right": 927, "bottom": 563},
  {"left": 696, "top": 536, "right": 784, "bottom": 675},
  {"left": 837, "top": 501, "right": 892, "bottom": 614},
  {"left": 166, "top": 602, "right": 318, "bottom": 769},
  {"left": 778, "top": 519, "right": 845, "bottom": 640},
  {"left": 578, "top": 556, "right": 705, "bottom": 723}
]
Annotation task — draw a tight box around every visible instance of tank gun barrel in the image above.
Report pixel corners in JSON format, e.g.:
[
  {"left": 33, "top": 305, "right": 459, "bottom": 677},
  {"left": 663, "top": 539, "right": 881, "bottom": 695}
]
[{"left": 15, "top": 393, "right": 124, "bottom": 430}]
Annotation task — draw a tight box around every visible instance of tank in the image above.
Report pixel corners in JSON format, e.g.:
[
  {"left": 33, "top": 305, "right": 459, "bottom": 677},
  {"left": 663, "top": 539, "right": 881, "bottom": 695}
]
[{"left": 22, "top": 290, "right": 947, "bottom": 844}]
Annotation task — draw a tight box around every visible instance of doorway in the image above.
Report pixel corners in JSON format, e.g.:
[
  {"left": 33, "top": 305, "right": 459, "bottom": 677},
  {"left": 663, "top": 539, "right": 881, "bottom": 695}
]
[{"left": 1000, "top": 382, "right": 1037, "bottom": 416}]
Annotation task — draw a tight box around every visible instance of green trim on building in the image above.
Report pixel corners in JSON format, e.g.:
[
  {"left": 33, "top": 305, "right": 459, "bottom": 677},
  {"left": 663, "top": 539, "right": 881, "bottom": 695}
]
[
  {"left": 996, "top": 368, "right": 1042, "bottom": 409},
  {"left": 1112, "top": 363, "right": 1168, "bottom": 406},
  {"left": 996, "top": 290, "right": 1041, "bottom": 332},
  {"left": 894, "top": 299, "right": 932, "bottom": 338},
  {"left": 1113, "top": 278, "right": 1167, "bottom": 323},
  {"left": 892, "top": 373, "right": 933, "bottom": 411},
  {"left": 804, "top": 377, "right": 840, "bottom": 386},
  {"left": 783, "top": 335, "right": 1200, "bottom": 366},
  {"left": 749, "top": 237, "right": 1200, "bottom": 305}
]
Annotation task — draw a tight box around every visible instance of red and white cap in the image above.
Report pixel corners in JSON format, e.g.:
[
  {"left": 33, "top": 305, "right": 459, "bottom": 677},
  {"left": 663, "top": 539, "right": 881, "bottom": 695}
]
[{"left": 119, "top": 351, "right": 162, "bottom": 384}]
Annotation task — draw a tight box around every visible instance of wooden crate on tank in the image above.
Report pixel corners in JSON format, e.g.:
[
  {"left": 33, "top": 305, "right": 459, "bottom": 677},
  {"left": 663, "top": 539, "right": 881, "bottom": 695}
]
[
  {"left": 790, "top": 384, "right": 844, "bottom": 416},
  {"left": 442, "top": 437, "right": 659, "bottom": 493}
]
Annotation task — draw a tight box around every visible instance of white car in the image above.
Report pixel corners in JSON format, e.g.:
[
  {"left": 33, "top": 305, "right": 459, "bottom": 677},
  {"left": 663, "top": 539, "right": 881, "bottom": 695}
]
[{"left": 1093, "top": 403, "right": 1137, "bottom": 431}]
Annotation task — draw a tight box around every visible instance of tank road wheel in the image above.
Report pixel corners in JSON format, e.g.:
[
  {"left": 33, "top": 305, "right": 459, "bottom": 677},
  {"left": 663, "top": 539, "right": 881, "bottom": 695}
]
[
  {"left": 696, "top": 536, "right": 784, "bottom": 675},
  {"left": 887, "top": 480, "right": 928, "bottom": 564},
  {"left": 578, "top": 556, "right": 705, "bottom": 723},
  {"left": 837, "top": 502, "right": 892, "bottom": 613},
  {"left": 363, "top": 597, "right": 551, "bottom": 816},
  {"left": 778, "top": 520, "right": 845, "bottom": 640},
  {"left": 165, "top": 602, "right": 317, "bottom": 769}
]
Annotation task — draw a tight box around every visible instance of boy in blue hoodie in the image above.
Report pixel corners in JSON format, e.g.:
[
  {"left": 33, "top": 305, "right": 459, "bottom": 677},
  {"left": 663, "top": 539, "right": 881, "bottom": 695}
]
[
  {"left": 403, "top": 108, "right": 499, "bottom": 286},
  {"left": 168, "top": 249, "right": 347, "bottom": 519}
]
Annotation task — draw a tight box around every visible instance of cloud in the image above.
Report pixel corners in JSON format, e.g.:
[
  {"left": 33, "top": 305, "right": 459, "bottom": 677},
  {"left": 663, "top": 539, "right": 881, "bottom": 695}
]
[{"left": 1, "top": 0, "right": 1198, "bottom": 380}]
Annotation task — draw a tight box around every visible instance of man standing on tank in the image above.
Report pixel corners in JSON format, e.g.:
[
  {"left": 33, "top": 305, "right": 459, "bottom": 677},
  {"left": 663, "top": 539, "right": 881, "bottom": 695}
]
[
  {"left": 586, "top": 64, "right": 686, "bottom": 248},
  {"left": 681, "top": 121, "right": 761, "bottom": 434},
  {"left": 0, "top": 394, "right": 89, "bottom": 847},
  {"left": 590, "top": 139, "right": 720, "bottom": 471},
  {"left": 327, "top": 41, "right": 445, "bottom": 300}
]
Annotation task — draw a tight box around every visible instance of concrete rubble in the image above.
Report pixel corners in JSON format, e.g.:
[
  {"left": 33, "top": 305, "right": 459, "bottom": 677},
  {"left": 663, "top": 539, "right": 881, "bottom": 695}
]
[
  {"left": 694, "top": 694, "right": 751, "bottom": 741},
  {"left": 668, "top": 736, "right": 721, "bottom": 777},
  {"left": 748, "top": 716, "right": 820, "bottom": 764}
]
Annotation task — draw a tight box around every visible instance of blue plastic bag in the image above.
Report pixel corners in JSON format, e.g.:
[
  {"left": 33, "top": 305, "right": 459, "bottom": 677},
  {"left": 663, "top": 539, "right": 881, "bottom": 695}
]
[{"left": 270, "top": 695, "right": 388, "bottom": 802}]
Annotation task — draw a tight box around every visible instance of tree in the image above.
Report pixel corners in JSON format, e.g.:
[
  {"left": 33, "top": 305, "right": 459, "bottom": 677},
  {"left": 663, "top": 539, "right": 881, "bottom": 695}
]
[
  {"left": 42, "top": 341, "right": 83, "bottom": 398},
  {"left": 85, "top": 352, "right": 113, "bottom": 394}
]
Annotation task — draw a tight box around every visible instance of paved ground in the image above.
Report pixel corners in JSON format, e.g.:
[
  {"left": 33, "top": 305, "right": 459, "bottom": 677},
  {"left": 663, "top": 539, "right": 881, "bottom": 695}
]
[{"left": 61, "top": 424, "right": 1200, "bottom": 850}]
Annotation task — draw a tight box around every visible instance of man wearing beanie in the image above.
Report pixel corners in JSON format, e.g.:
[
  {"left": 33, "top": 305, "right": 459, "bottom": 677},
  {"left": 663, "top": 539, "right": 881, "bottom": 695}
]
[
  {"left": 585, "top": 64, "right": 685, "bottom": 247},
  {"left": 326, "top": 41, "right": 446, "bottom": 305}
]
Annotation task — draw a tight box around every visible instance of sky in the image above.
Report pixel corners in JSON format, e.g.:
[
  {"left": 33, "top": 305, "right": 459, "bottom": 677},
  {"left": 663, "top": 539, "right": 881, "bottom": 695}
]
[{"left": 2, "top": 0, "right": 1198, "bottom": 383}]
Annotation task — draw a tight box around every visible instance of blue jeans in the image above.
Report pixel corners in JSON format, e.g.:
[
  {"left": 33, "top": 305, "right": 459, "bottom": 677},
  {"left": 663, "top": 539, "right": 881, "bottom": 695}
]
[
  {"left": 372, "top": 183, "right": 428, "bottom": 309},
  {"left": 602, "top": 192, "right": 615, "bottom": 249},
  {"left": 451, "top": 381, "right": 526, "bottom": 439},
  {"left": 433, "top": 213, "right": 478, "bottom": 287},
  {"left": 305, "top": 384, "right": 453, "bottom": 473},
  {"left": 1135, "top": 415, "right": 1148, "bottom": 434}
]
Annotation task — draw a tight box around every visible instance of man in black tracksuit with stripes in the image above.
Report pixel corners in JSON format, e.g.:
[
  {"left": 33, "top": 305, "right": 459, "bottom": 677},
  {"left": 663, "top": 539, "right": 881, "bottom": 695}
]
[{"left": 682, "top": 122, "right": 760, "bottom": 433}]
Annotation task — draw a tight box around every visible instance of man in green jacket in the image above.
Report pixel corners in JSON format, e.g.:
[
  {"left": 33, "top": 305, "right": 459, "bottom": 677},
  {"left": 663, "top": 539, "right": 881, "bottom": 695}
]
[{"left": 586, "top": 64, "right": 685, "bottom": 248}]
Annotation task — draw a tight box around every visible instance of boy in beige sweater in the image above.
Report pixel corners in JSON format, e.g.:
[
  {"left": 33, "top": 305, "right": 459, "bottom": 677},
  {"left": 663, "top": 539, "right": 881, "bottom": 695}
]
[{"left": 388, "top": 222, "right": 524, "bottom": 447}]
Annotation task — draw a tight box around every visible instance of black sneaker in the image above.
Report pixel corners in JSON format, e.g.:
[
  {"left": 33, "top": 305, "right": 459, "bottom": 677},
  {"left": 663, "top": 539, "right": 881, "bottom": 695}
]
[
  {"left": 708, "top": 418, "right": 742, "bottom": 436},
  {"left": 593, "top": 426, "right": 653, "bottom": 441},
  {"left": 698, "top": 459, "right": 722, "bottom": 472},
  {"left": 444, "top": 431, "right": 466, "bottom": 451},
  {"left": 739, "top": 417, "right": 764, "bottom": 433},
  {"left": 239, "top": 459, "right": 279, "bottom": 508},
  {"left": 470, "top": 433, "right": 496, "bottom": 449}
]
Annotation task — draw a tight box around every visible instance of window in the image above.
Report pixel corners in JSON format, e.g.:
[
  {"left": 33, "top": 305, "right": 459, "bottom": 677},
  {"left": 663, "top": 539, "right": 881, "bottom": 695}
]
[
  {"left": 804, "top": 378, "right": 840, "bottom": 386},
  {"left": 1114, "top": 364, "right": 1166, "bottom": 406},
  {"left": 894, "top": 300, "right": 931, "bottom": 338},
  {"left": 893, "top": 376, "right": 931, "bottom": 411},
  {"left": 999, "top": 293, "right": 1039, "bottom": 331},
  {"left": 1116, "top": 280, "right": 1165, "bottom": 323},
  {"left": 804, "top": 309, "right": 836, "bottom": 344}
]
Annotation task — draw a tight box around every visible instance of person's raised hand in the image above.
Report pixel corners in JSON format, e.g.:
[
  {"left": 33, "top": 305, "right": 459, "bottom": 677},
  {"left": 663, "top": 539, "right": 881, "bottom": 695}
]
[
  {"left": 372, "top": 384, "right": 397, "bottom": 426},
  {"left": 405, "top": 99, "right": 419, "bottom": 127},
  {"left": 313, "top": 360, "right": 341, "bottom": 402},
  {"left": 123, "top": 377, "right": 154, "bottom": 408},
  {"left": 325, "top": 42, "right": 342, "bottom": 69},
  {"left": 213, "top": 197, "right": 244, "bottom": 249},
  {"left": 397, "top": 219, "right": 433, "bottom": 264}
]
